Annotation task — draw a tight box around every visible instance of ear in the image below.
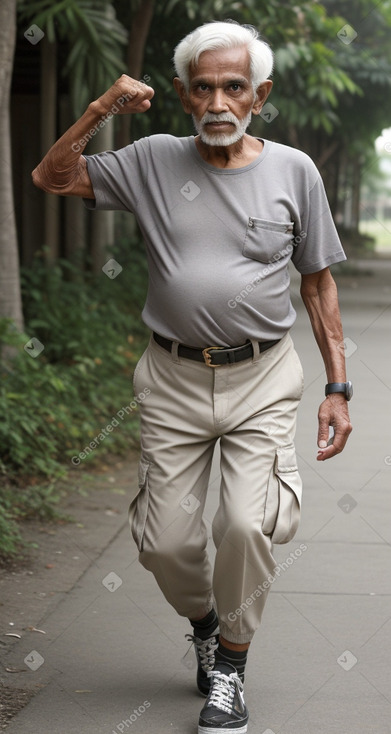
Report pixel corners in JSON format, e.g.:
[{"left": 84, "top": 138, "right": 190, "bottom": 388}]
[
  {"left": 173, "top": 77, "right": 192, "bottom": 114},
  {"left": 252, "top": 80, "right": 273, "bottom": 115}
]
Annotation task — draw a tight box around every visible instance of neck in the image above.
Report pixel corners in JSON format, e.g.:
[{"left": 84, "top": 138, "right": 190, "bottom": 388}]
[{"left": 195, "top": 134, "right": 262, "bottom": 169}]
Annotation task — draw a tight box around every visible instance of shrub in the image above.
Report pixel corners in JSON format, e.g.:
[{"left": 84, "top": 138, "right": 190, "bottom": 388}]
[{"left": 0, "top": 239, "right": 149, "bottom": 559}]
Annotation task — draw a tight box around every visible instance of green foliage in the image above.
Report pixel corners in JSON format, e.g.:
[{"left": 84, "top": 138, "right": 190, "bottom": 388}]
[
  {"left": 126, "top": 0, "right": 364, "bottom": 141},
  {"left": 0, "top": 478, "right": 67, "bottom": 562},
  {"left": 124, "top": 0, "right": 391, "bottom": 223},
  {"left": 18, "top": 0, "right": 128, "bottom": 116},
  {"left": 0, "top": 239, "right": 149, "bottom": 480},
  {"left": 0, "top": 237, "right": 149, "bottom": 558},
  {"left": 324, "top": 0, "right": 391, "bottom": 148},
  {"left": 0, "top": 463, "right": 74, "bottom": 561},
  {"left": 0, "top": 503, "right": 23, "bottom": 562},
  {"left": 252, "top": 3, "right": 362, "bottom": 136}
]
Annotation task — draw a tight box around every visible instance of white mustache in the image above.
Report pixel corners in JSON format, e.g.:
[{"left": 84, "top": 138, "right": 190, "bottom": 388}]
[{"left": 200, "top": 112, "right": 239, "bottom": 126}]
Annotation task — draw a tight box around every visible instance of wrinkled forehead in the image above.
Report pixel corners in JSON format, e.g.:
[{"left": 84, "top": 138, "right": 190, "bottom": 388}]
[{"left": 188, "top": 45, "right": 252, "bottom": 83}]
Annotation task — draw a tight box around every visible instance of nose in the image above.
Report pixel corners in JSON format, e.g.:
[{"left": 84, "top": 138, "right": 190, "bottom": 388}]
[{"left": 208, "top": 87, "right": 229, "bottom": 114}]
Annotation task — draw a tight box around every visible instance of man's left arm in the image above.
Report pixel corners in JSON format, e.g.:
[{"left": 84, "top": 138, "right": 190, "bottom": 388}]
[{"left": 300, "top": 267, "right": 352, "bottom": 461}]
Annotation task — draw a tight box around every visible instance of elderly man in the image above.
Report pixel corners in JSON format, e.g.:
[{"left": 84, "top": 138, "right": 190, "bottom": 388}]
[{"left": 33, "top": 20, "right": 352, "bottom": 734}]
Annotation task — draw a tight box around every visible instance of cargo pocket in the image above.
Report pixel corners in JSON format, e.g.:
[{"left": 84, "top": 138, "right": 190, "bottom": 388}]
[
  {"left": 262, "top": 444, "right": 302, "bottom": 544},
  {"left": 132, "top": 348, "right": 147, "bottom": 394},
  {"left": 128, "top": 458, "right": 151, "bottom": 552}
]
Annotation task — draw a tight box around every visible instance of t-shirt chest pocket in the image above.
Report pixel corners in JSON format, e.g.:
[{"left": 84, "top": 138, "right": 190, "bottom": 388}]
[{"left": 242, "top": 217, "right": 294, "bottom": 264}]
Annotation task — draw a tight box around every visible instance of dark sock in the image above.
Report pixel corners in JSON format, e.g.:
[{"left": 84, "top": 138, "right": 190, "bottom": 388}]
[
  {"left": 189, "top": 608, "right": 219, "bottom": 641},
  {"left": 215, "top": 641, "right": 248, "bottom": 681}
]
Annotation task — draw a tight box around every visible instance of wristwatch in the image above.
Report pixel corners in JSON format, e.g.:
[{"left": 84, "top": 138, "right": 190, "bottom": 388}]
[{"left": 325, "top": 381, "right": 353, "bottom": 401}]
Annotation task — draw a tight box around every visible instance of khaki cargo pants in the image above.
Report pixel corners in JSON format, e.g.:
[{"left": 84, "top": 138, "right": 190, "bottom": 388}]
[{"left": 128, "top": 332, "right": 303, "bottom": 643}]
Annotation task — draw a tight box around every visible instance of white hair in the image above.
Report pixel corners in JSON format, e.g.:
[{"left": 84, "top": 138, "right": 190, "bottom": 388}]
[{"left": 173, "top": 20, "right": 274, "bottom": 91}]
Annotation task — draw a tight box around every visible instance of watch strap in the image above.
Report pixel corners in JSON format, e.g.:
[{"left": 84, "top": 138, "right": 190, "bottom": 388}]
[
  {"left": 325, "top": 382, "right": 347, "bottom": 395},
  {"left": 325, "top": 381, "right": 352, "bottom": 400}
]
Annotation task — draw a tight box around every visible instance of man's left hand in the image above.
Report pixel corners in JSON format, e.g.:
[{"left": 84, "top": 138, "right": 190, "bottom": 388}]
[{"left": 316, "top": 394, "right": 352, "bottom": 461}]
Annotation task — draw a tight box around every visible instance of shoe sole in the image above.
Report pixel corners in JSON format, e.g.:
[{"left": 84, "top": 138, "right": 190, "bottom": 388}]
[{"left": 198, "top": 725, "right": 247, "bottom": 734}]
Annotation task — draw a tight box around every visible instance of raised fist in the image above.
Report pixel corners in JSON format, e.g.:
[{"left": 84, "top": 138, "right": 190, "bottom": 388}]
[{"left": 94, "top": 74, "right": 154, "bottom": 116}]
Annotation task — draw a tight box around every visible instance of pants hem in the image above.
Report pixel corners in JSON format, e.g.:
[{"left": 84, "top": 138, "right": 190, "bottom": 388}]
[
  {"left": 219, "top": 621, "right": 254, "bottom": 645},
  {"left": 177, "top": 596, "right": 215, "bottom": 622}
]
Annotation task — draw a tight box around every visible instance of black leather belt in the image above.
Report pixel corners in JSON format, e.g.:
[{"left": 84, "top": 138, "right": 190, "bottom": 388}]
[{"left": 153, "top": 332, "right": 280, "bottom": 367}]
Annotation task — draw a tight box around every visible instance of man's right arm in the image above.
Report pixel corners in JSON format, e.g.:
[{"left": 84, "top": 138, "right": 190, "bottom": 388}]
[{"left": 32, "top": 75, "right": 154, "bottom": 199}]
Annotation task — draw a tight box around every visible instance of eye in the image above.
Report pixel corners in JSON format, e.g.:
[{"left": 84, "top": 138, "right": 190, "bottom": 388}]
[
  {"left": 196, "top": 83, "right": 209, "bottom": 92},
  {"left": 229, "top": 83, "right": 242, "bottom": 92}
]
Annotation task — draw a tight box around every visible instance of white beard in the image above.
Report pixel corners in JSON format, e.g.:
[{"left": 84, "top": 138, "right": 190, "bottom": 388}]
[{"left": 192, "top": 109, "right": 253, "bottom": 146}]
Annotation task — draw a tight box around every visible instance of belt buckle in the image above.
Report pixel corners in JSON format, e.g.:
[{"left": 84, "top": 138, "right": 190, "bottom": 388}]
[{"left": 202, "top": 346, "right": 224, "bottom": 367}]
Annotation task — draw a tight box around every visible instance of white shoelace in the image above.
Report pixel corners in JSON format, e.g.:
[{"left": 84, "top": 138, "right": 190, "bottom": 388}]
[
  {"left": 185, "top": 633, "right": 219, "bottom": 672},
  {"left": 207, "top": 671, "right": 240, "bottom": 714}
]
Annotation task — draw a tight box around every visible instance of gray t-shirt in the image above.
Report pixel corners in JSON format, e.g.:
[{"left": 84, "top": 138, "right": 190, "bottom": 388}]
[{"left": 84, "top": 135, "right": 346, "bottom": 347}]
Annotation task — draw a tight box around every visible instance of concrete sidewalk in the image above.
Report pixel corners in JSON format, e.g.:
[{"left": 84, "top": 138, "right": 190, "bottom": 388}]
[{"left": 2, "top": 261, "right": 391, "bottom": 733}]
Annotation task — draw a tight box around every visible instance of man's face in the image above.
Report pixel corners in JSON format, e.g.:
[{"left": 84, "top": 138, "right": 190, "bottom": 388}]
[{"left": 176, "top": 46, "right": 267, "bottom": 146}]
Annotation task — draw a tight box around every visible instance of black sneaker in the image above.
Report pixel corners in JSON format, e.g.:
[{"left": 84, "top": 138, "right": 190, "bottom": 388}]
[
  {"left": 185, "top": 628, "right": 219, "bottom": 696},
  {"left": 198, "top": 663, "right": 249, "bottom": 734}
]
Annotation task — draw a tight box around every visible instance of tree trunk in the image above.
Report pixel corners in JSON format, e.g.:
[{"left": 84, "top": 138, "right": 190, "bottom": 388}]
[
  {"left": 0, "top": 0, "right": 24, "bottom": 333},
  {"left": 351, "top": 157, "right": 361, "bottom": 232},
  {"left": 342, "top": 157, "right": 353, "bottom": 230},
  {"left": 335, "top": 148, "right": 349, "bottom": 227},
  {"left": 329, "top": 144, "right": 341, "bottom": 220},
  {"left": 87, "top": 123, "right": 115, "bottom": 274},
  {"left": 117, "top": 0, "right": 155, "bottom": 149},
  {"left": 64, "top": 196, "right": 87, "bottom": 272},
  {"left": 41, "top": 37, "right": 59, "bottom": 264},
  {"left": 60, "top": 94, "right": 86, "bottom": 270}
]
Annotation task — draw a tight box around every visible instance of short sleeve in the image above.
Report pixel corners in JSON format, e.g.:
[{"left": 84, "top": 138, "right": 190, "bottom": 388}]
[
  {"left": 83, "top": 139, "right": 149, "bottom": 212},
  {"left": 291, "top": 175, "right": 346, "bottom": 274}
]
